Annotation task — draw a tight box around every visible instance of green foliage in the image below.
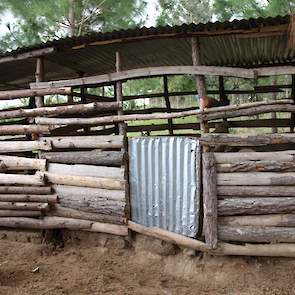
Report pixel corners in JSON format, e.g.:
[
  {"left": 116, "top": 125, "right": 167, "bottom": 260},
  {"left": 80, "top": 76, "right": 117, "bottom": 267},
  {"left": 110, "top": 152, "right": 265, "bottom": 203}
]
[
  {"left": 156, "top": 0, "right": 212, "bottom": 26},
  {"left": 0, "top": 0, "right": 147, "bottom": 50}
]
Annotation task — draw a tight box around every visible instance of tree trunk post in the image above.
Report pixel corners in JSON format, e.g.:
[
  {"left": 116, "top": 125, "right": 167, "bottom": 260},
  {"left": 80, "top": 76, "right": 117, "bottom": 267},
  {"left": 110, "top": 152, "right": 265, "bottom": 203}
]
[
  {"left": 163, "top": 76, "right": 173, "bottom": 135},
  {"left": 202, "top": 152, "right": 218, "bottom": 249},
  {"left": 191, "top": 37, "right": 209, "bottom": 133},
  {"left": 290, "top": 74, "right": 295, "bottom": 132},
  {"left": 271, "top": 76, "right": 278, "bottom": 133},
  {"left": 35, "top": 57, "right": 45, "bottom": 108}
]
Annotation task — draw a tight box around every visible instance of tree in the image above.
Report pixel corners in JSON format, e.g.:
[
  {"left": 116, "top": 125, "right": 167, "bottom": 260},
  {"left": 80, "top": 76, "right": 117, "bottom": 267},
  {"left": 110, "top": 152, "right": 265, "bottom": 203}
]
[
  {"left": 156, "top": 0, "right": 212, "bottom": 26},
  {"left": 0, "top": 0, "right": 147, "bottom": 50}
]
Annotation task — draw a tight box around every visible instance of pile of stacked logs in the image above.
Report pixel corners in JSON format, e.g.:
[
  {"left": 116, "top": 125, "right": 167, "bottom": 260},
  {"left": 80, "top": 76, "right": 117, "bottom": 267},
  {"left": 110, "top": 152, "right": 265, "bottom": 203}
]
[{"left": 201, "top": 134, "right": 295, "bottom": 245}]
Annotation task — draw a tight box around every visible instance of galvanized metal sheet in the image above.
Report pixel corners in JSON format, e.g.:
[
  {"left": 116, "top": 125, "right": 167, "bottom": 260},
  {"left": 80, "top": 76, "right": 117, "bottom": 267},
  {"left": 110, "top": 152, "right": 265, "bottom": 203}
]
[{"left": 129, "top": 137, "right": 200, "bottom": 237}]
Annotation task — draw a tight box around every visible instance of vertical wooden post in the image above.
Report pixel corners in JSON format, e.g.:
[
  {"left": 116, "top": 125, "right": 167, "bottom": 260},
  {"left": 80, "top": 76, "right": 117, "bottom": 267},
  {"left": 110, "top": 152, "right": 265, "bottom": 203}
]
[
  {"left": 191, "top": 37, "right": 209, "bottom": 133},
  {"left": 35, "top": 57, "right": 45, "bottom": 108},
  {"left": 271, "top": 76, "right": 278, "bottom": 134},
  {"left": 202, "top": 152, "right": 218, "bottom": 249},
  {"left": 115, "top": 52, "right": 126, "bottom": 135},
  {"left": 290, "top": 74, "right": 295, "bottom": 133},
  {"left": 163, "top": 76, "right": 173, "bottom": 135}
]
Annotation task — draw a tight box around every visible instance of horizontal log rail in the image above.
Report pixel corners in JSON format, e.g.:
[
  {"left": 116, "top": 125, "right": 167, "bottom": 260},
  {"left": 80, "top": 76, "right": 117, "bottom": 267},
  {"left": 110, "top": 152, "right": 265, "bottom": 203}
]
[
  {"left": 34, "top": 99, "right": 293, "bottom": 126},
  {"left": 30, "top": 66, "right": 256, "bottom": 89},
  {"left": 0, "top": 87, "right": 71, "bottom": 100},
  {"left": 0, "top": 102, "right": 120, "bottom": 120},
  {"left": 0, "top": 194, "right": 57, "bottom": 203},
  {"left": 0, "top": 155, "right": 46, "bottom": 171},
  {"left": 29, "top": 65, "right": 295, "bottom": 90}
]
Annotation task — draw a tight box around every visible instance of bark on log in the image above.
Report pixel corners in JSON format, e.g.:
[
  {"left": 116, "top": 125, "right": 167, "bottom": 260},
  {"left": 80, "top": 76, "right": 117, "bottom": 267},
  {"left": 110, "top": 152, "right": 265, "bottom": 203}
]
[
  {"left": 54, "top": 185, "right": 125, "bottom": 216},
  {"left": 33, "top": 100, "right": 292, "bottom": 125},
  {"left": 53, "top": 185, "right": 125, "bottom": 202},
  {"left": 50, "top": 204, "right": 126, "bottom": 224},
  {"left": 218, "top": 197, "right": 295, "bottom": 216},
  {"left": 217, "top": 160, "right": 295, "bottom": 172},
  {"left": 0, "top": 155, "right": 46, "bottom": 171},
  {"left": 0, "top": 216, "right": 128, "bottom": 235},
  {"left": 0, "top": 210, "right": 41, "bottom": 217},
  {"left": 218, "top": 186, "right": 295, "bottom": 197},
  {"left": 48, "top": 163, "right": 124, "bottom": 180},
  {"left": 0, "top": 202, "right": 48, "bottom": 211},
  {"left": 41, "top": 150, "right": 124, "bottom": 166},
  {"left": 0, "top": 194, "right": 57, "bottom": 203},
  {"left": 202, "top": 152, "right": 218, "bottom": 249},
  {"left": 218, "top": 172, "right": 295, "bottom": 186},
  {"left": 30, "top": 66, "right": 255, "bottom": 90},
  {"left": 0, "top": 140, "right": 51, "bottom": 153},
  {"left": 0, "top": 125, "right": 59, "bottom": 135},
  {"left": 46, "top": 173, "right": 125, "bottom": 190},
  {"left": 0, "top": 172, "right": 45, "bottom": 186},
  {"left": 0, "top": 102, "right": 120, "bottom": 120},
  {"left": 201, "top": 133, "right": 295, "bottom": 147},
  {"left": 0, "top": 186, "right": 51, "bottom": 194},
  {"left": 219, "top": 225, "right": 295, "bottom": 243},
  {"left": 0, "top": 87, "right": 71, "bottom": 100},
  {"left": 128, "top": 221, "right": 295, "bottom": 257},
  {"left": 42, "top": 135, "right": 123, "bottom": 149},
  {"left": 219, "top": 214, "right": 295, "bottom": 227},
  {"left": 214, "top": 150, "right": 295, "bottom": 164}
]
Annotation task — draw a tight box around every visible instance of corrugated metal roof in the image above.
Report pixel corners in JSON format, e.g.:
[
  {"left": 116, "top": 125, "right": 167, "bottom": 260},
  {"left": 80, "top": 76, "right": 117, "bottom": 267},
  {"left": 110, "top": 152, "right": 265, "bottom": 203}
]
[{"left": 0, "top": 15, "right": 293, "bottom": 90}]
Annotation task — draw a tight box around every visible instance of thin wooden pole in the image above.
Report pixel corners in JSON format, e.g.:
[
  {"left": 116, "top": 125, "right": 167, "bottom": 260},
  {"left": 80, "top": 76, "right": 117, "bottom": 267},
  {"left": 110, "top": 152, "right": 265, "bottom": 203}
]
[
  {"left": 219, "top": 76, "right": 229, "bottom": 132},
  {"left": 202, "top": 152, "right": 218, "bottom": 249},
  {"left": 163, "top": 76, "right": 173, "bottom": 135},
  {"left": 290, "top": 74, "right": 295, "bottom": 132},
  {"left": 271, "top": 76, "right": 278, "bottom": 133},
  {"left": 35, "top": 57, "right": 45, "bottom": 107},
  {"left": 191, "top": 37, "right": 209, "bottom": 133}
]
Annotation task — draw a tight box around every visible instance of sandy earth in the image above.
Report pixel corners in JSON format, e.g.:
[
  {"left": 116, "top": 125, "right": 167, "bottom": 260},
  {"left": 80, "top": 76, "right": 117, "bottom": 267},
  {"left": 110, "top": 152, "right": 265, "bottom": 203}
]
[{"left": 0, "top": 234, "right": 294, "bottom": 295}]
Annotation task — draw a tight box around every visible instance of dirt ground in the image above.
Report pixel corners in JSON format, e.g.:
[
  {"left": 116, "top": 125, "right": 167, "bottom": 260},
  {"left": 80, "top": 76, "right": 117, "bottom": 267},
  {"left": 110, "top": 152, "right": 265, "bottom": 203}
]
[{"left": 0, "top": 232, "right": 295, "bottom": 295}]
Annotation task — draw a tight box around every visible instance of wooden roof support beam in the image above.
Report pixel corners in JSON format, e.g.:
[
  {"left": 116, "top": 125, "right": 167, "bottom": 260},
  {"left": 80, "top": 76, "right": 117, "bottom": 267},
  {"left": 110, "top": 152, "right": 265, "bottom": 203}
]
[
  {"left": 163, "top": 76, "right": 173, "bottom": 135},
  {"left": 35, "top": 56, "right": 45, "bottom": 107}
]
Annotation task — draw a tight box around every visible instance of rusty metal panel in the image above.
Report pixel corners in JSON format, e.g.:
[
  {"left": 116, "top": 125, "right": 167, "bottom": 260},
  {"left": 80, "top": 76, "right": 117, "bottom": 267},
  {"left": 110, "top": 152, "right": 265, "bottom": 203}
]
[{"left": 129, "top": 137, "right": 200, "bottom": 237}]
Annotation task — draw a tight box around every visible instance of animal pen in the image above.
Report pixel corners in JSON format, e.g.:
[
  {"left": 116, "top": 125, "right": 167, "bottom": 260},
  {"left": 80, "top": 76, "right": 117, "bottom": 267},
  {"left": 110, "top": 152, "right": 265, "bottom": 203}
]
[{"left": 1, "top": 14, "right": 295, "bottom": 257}]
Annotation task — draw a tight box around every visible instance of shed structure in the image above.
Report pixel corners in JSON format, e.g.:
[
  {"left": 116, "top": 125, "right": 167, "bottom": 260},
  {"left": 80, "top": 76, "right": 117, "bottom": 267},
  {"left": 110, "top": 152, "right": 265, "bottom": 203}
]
[{"left": 0, "top": 15, "right": 295, "bottom": 256}]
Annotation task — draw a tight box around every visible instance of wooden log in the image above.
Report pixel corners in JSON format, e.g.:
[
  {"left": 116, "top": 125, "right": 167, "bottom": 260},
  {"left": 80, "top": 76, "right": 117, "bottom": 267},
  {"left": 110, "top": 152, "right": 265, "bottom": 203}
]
[
  {"left": 0, "top": 125, "right": 59, "bottom": 135},
  {"left": 218, "top": 197, "right": 295, "bottom": 216},
  {"left": 50, "top": 204, "right": 126, "bottom": 224},
  {"left": 48, "top": 163, "right": 124, "bottom": 180},
  {"left": 218, "top": 186, "right": 295, "bottom": 197},
  {"left": 30, "top": 66, "right": 255, "bottom": 90},
  {"left": 0, "top": 194, "right": 57, "bottom": 203},
  {"left": 0, "top": 186, "right": 51, "bottom": 195},
  {"left": 200, "top": 133, "right": 295, "bottom": 147},
  {"left": 214, "top": 150, "right": 295, "bottom": 164},
  {"left": 0, "top": 140, "right": 51, "bottom": 153},
  {"left": 128, "top": 221, "right": 208, "bottom": 251},
  {"left": 54, "top": 185, "right": 125, "bottom": 216},
  {"left": 203, "top": 104, "right": 295, "bottom": 121},
  {"left": 0, "top": 202, "right": 48, "bottom": 211},
  {"left": 0, "top": 210, "right": 41, "bottom": 217},
  {"left": 34, "top": 102, "right": 294, "bottom": 126},
  {"left": 163, "top": 75, "right": 173, "bottom": 135},
  {"left": 202, "top": 152, "right": 218, "bottom": 249},
  {"left": 43, "top": 135, "right": 123, "bottom": 149},
  {"left": 0, "top": 155, "right": 46, "bottom": 171},
  {"left": 46, "top": 173, "right": 125, "bottom": 190},
  {"left": 0, "top": 87, "right": 71, "bottom": 100},
  {"left": 53, "top": 185, "right": 125, "bottom": 202},
  {"left": 0, "top": 102, "right": 120, "bottom": 120},
  {"left": 217, "top": 160, "right": 295, "bottom": 172},
  {"left": 129, "top": 220, "right": 295, "bottom": 257},
  {"left": 219, "top": 225, "right": 295, "bottom": 243},
  {"left": 41, "top": 150, "right": 124, "bottom": 166},
  {"left": 0, "top": 172, "right": 45, "bottom": 186},
  {"left": 86, "top": 221, "right": 128, "bottom": 236},
  {"left": 219, "top": 214, "right": 295, "bottom": 227},
  {"left": 218, "top": 172, "right": 295, "bottom": 186}
]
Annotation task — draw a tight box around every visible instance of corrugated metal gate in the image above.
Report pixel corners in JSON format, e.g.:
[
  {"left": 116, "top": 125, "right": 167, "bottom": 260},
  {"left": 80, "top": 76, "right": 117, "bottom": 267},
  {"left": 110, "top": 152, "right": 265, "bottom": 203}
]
[{"left": 129, "top": 137, "right": 201, "bottom": 237}]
